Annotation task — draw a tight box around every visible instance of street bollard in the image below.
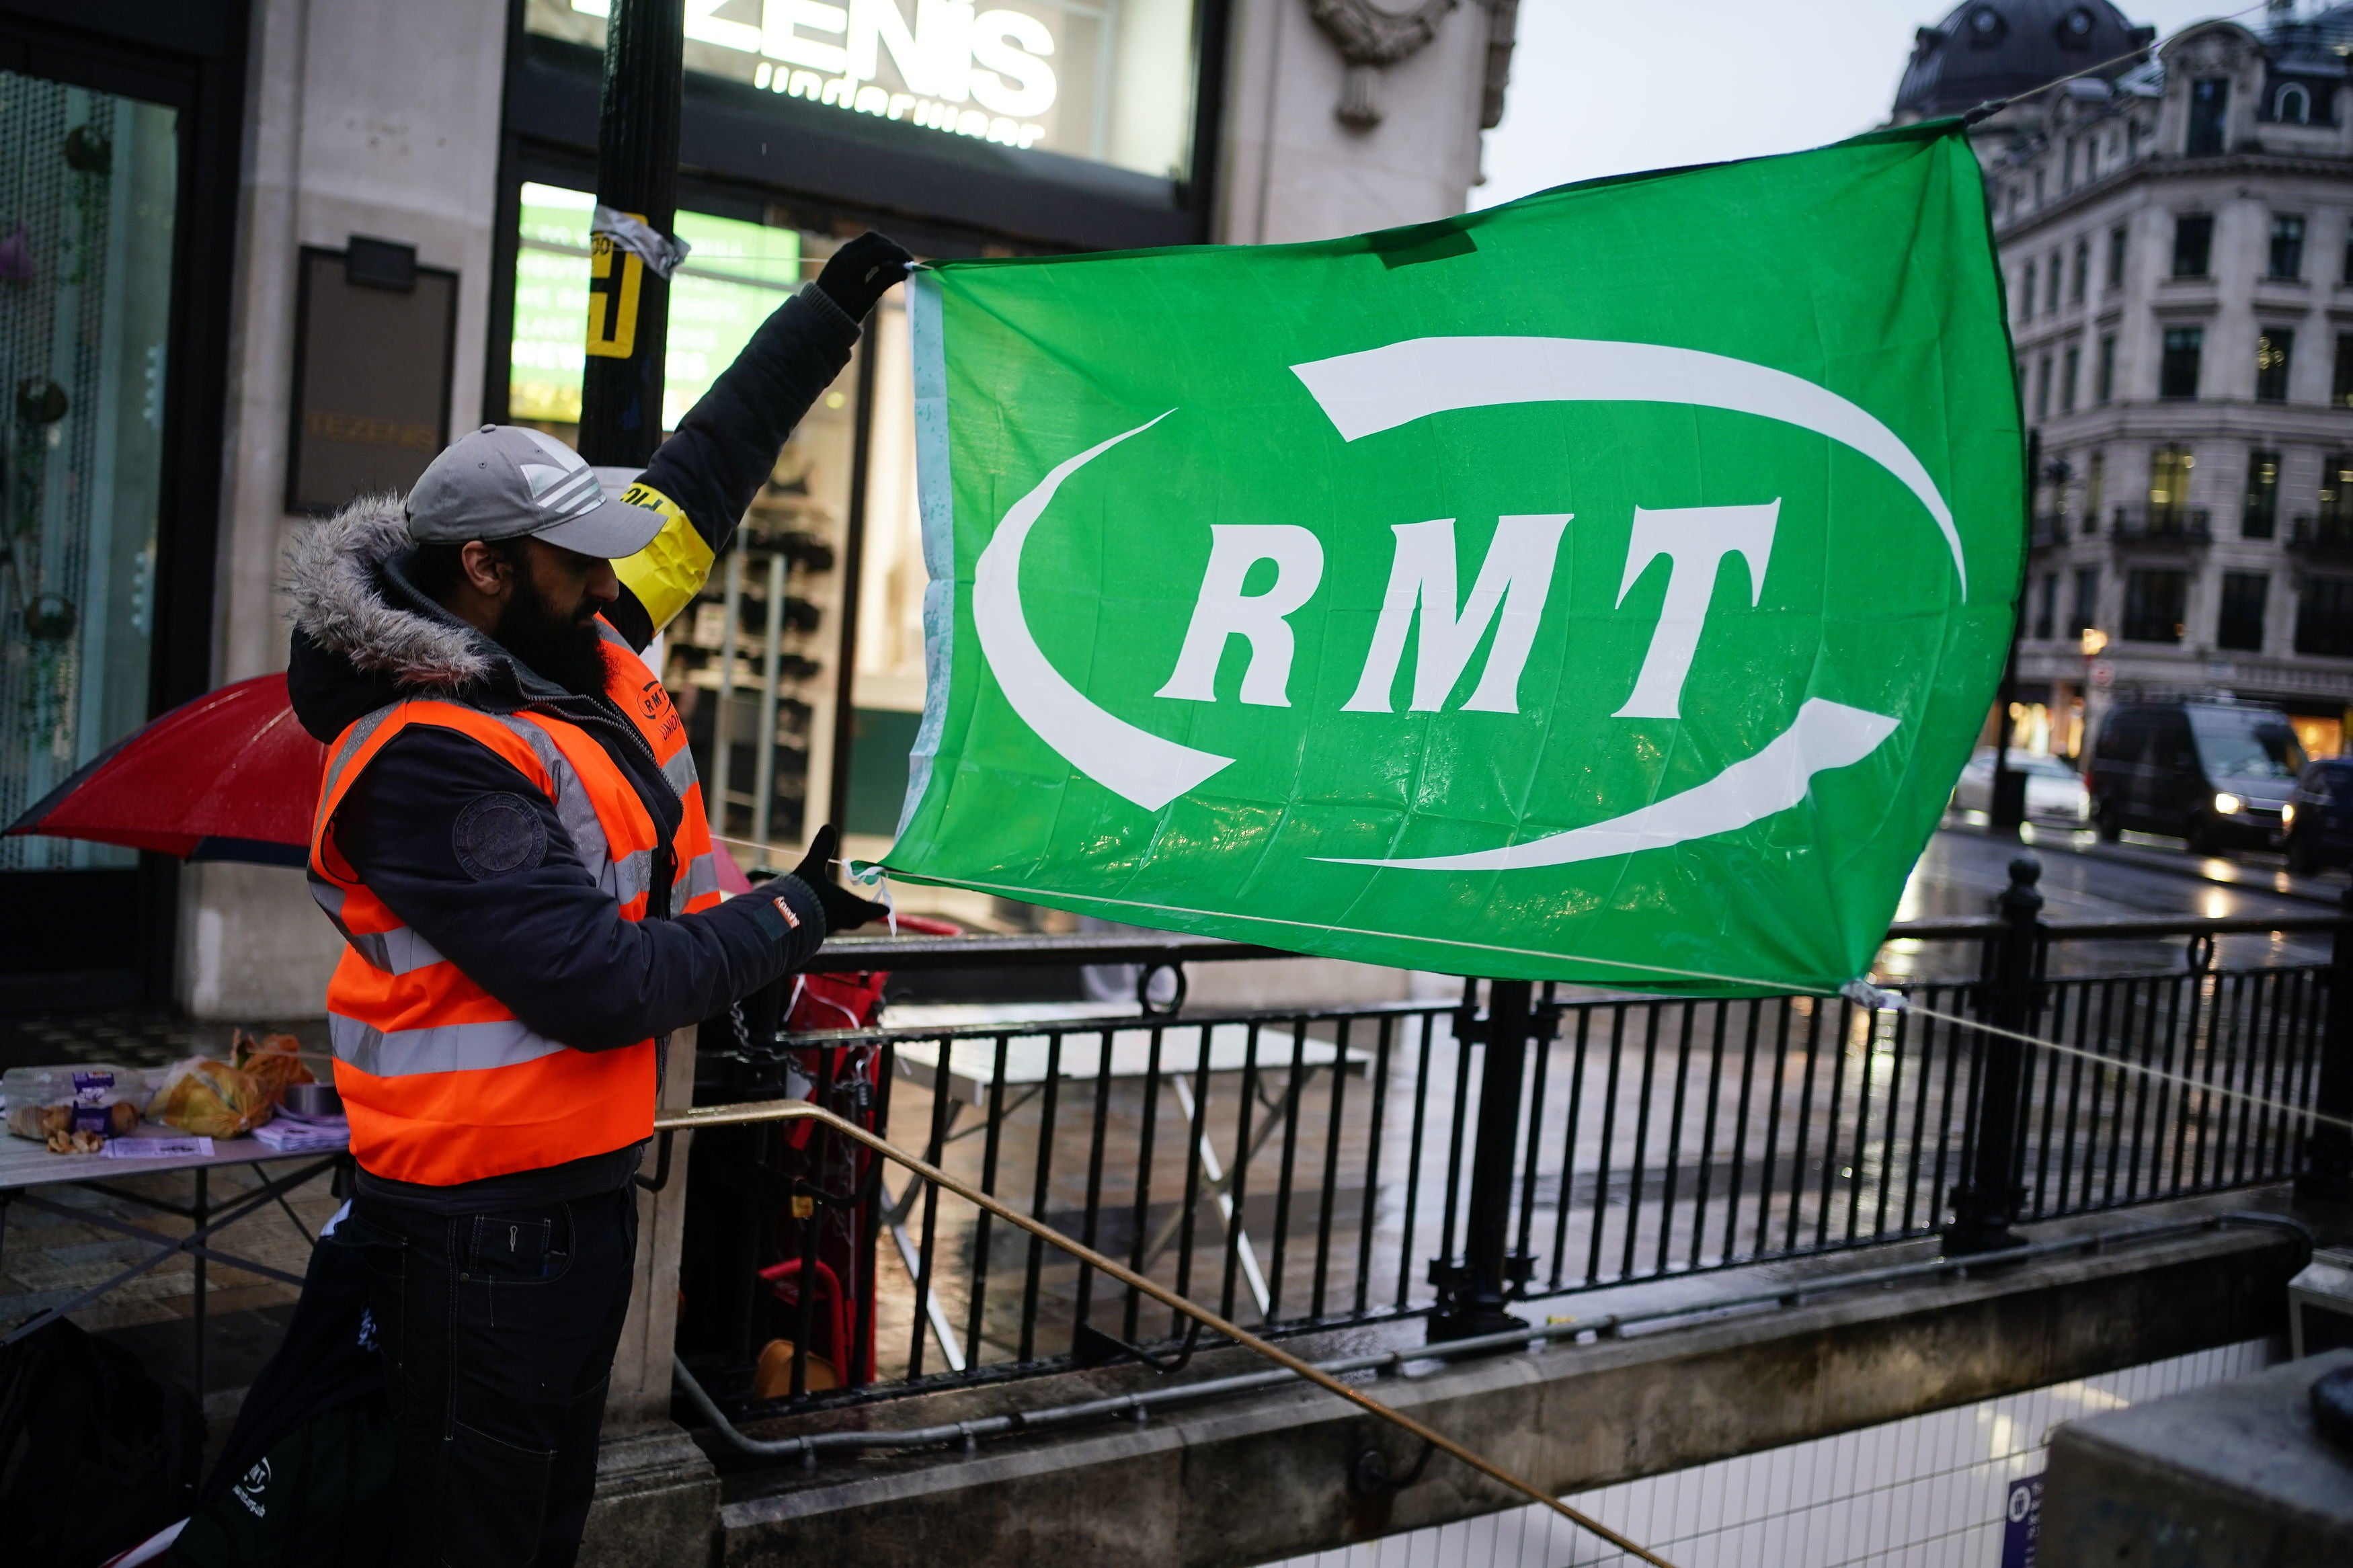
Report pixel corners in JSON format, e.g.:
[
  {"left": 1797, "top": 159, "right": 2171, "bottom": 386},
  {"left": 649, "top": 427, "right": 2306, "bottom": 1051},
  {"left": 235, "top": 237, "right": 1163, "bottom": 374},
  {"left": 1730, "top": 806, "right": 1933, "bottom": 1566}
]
[
  {"left": 1429, "top": 980, "right": 1542, "bottom": 1340},
  {"left": 2298, "top": 882, "right": 2353, "bottom": 1202},
  {"left": 1944, "top": 853, "right": 2044, "bottom": 1255}
]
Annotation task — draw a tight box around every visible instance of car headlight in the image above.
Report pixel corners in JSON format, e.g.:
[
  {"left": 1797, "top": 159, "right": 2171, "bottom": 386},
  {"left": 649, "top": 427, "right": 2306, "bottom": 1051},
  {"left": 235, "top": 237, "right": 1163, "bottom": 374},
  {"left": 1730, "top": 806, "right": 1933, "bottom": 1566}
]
[
  {"left": 2213, "top": 792, "right": 2243, "bottom": 815},
  {"left": 2284, "top": 802, "right": 2298, "bottom": 827}
]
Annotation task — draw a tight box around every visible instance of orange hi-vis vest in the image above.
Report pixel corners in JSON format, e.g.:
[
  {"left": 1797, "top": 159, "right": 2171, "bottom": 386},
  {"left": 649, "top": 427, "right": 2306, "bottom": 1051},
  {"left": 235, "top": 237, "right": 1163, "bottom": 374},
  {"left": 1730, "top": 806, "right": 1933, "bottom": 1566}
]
[{"left": 307, "top": 626, "right": 721, "bottom": 1186}]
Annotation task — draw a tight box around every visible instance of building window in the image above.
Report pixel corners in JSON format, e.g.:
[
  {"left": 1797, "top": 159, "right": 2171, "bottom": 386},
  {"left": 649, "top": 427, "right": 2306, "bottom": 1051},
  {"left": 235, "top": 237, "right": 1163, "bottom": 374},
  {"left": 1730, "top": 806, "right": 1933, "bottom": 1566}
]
[
  {"left": 2035, "top": 169, "right": 2045, "bottom": 206},
  {"left": 2244, "top": 448, "right": 2280, "bottom": 538},
  {"left": 2149, "top": 445, "right": 2194, "bottom": 526},
  {"left": 2256, "top": 327, "right": 2294, "bottom": 401},
  {"left": 2297, "top": 576, "right": 2353, "bottom": 657},
  {"left": 2218, "top": 572, "right": 2269, "bottom": 651},
  {"left": 2173, "top": 214, "right": 2213, "bottom": 277},
  {"left": 2188, "top": 77, "right": 2229, "bottom": 156},
  {"left": 2034, "top": 573, "right": 2057, "bottom": 640},
  {"left": 2046, "top": 253, "right": 2062, "bottom": 314},
  {"left": 2334, "top": 333, "right": 2353, "bottom": 406},
  {"left": 2106, "top": 224, "right": 2127, "bottom": 290},
  {"left": 2071, "top": 567, "right": 2100, "bottom": 635},
  {"left": 2271, "top": 214, "right": 2307, "bottom": 278},
  {"left": 2020, "top": 261, "right": 2036, "bottom": 322},
  {"left": 2062, "top": 343, "right": 2081, "bottom": 412},
  {"left": 2096, "top": 333, "right": 2116, "bottom": 403},
  {"left": 2159, "top": 327, "right": 2203, "bottom": 399},
  {"left": 2324, "top": 453, "right": 2353, "bottom": 529},
  {"left": 2072, "top": 239, "right": 2089, "bottom": 302},
  {"left": 2123, "top": 569, "right": 2189, "bottom": 642},
  {"left": 2083, "top": 450, "right": 2104, "bottom": 533},
  {"left": 2276, "top": 83, "right": 2311, "bottom": 125},
  {"left": 2036, "top": 354, "right": 2053, "bottom": 418}
]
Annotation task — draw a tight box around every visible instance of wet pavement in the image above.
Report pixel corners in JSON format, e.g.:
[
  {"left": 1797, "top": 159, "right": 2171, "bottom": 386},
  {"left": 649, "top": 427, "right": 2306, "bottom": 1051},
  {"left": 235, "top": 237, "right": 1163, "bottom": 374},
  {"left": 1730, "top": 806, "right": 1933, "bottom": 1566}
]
[{"left": 1880, "top": 816, "right": 2343, "bottom": 981}]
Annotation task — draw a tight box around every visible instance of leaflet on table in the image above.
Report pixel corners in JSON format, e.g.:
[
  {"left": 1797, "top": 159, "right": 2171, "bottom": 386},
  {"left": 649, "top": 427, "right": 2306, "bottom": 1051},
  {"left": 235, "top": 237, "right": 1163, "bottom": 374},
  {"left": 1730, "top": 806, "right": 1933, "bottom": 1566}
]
[{"left": 102, "top": 1136, "right": 216, "bottom": 1160}]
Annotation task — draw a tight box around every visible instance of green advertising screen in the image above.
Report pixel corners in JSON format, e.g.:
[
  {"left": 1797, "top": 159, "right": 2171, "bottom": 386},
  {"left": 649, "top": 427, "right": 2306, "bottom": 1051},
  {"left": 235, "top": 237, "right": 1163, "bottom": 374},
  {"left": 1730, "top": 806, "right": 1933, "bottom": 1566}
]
[{"left": 510, "top": 182, "right": 802, "bottom": 431}]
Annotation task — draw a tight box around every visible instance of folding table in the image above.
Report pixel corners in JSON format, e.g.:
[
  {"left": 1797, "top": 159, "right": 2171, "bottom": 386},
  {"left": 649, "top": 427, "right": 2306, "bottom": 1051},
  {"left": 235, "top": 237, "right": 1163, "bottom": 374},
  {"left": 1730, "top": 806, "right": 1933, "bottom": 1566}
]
[{"left": 0, "top": 1127, "right": 347, "bottom": 1396}]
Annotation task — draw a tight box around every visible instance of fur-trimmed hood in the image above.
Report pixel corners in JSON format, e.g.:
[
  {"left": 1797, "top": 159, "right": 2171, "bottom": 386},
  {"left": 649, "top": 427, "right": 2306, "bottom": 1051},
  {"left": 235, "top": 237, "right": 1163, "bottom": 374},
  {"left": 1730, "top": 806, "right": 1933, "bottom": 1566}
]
[{"left": 284, "top": 495, "right": 547, "bottom": 744}]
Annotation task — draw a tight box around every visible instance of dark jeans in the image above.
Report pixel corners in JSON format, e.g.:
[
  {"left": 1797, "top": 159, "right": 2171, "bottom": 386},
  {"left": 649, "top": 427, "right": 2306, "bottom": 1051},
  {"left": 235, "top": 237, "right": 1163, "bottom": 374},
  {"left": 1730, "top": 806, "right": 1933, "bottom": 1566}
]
[{"left": 339, "top": 1187, "right": 639, "bottom": 1567}]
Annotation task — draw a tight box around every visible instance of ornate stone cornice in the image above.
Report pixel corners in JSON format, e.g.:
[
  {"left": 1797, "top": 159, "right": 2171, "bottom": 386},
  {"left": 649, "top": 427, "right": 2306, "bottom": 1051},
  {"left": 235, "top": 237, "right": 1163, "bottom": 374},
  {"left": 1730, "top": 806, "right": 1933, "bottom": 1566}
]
[{"left": 1306, "top": 0, "right": 1459, "bottom": 128}]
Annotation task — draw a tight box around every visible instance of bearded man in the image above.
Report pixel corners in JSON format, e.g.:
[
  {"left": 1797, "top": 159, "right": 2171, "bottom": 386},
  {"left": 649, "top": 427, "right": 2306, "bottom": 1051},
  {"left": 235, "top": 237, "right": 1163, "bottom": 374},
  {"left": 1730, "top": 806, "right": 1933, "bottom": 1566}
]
[{"left": 284, "top": 233, "right": 911, "bottom": 1567}]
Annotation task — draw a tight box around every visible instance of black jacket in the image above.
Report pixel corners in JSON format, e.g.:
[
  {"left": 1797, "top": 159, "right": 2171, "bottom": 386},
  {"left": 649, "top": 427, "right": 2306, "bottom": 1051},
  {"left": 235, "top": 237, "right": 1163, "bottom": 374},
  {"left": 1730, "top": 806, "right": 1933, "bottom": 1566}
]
[{"left": 285, "top": 284, "right": 860, "bottom": 1207}]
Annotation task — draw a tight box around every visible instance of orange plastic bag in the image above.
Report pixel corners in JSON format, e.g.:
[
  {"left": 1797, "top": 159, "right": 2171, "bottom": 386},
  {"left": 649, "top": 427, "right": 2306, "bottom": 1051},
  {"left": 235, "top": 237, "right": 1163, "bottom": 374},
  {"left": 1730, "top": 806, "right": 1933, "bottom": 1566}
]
[
  {"left": 150, "top": 1057, "right": 276, "bottom": 1139},
  {"left": 231, "top": 1029, "right": 315, "bottom": 1103}
]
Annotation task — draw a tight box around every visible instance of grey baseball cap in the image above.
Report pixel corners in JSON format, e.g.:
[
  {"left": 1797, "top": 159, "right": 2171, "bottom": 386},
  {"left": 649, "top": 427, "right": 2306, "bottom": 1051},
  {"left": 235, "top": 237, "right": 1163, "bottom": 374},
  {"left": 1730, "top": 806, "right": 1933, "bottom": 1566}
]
[{"left": 405, "top": 425, "right": 666, "bottom": 559}]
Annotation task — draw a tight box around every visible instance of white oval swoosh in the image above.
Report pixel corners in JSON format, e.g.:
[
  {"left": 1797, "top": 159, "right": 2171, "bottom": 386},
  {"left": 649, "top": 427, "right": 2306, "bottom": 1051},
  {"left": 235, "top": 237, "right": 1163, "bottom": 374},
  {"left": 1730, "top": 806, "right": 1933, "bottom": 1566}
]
[
  {"left": 1317, "top": 698, "right": 1900, "bottom": 872},
  {"left": 973, "top": 413, "right": 1235, "bottom": 812},
  {"left": 1290, "top": 336, "right": 1966, "bottom": 598}
]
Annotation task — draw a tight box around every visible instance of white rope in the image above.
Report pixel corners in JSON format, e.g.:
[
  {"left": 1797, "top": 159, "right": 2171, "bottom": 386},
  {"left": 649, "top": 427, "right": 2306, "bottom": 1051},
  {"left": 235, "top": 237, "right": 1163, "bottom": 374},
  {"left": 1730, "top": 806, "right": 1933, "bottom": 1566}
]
[{"left": 1899, "top": 999, "right": 2353, "bottom": 1135}]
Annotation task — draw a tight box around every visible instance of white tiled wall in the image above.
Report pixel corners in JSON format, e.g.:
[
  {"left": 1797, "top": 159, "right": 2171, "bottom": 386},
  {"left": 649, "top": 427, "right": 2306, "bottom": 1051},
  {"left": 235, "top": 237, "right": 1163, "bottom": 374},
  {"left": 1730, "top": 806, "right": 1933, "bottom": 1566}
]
[{"left": 1260, "top": 1339, "right": 2274, "bottom": 1568}]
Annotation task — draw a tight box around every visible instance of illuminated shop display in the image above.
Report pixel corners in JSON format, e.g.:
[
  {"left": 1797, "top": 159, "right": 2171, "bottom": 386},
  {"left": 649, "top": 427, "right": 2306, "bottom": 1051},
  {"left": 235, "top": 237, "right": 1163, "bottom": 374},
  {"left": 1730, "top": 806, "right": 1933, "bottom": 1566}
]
[{"left": 528, "top": 0, "right": 1200, "bottom": 179}]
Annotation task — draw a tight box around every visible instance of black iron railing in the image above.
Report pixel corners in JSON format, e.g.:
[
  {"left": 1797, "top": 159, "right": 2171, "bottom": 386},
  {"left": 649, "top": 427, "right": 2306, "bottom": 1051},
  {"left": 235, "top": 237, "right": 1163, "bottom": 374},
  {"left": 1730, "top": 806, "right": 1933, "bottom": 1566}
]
[{"left": 673, "top": 863, "right": 2353, "bottom": 1416}]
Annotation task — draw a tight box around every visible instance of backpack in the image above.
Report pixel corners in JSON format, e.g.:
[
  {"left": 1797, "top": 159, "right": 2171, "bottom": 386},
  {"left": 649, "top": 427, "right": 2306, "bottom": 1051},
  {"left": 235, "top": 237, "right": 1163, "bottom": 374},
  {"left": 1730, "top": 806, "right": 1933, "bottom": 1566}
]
[
  {"left": 166, "top": 1397, "right": 394, "bottom": 1568},
  {"left": 0, "top": 1316, "right": 204, "bottom": 1567},
  {"left": 168, "top": 1205, "right": 393, "bottom": 1568}
]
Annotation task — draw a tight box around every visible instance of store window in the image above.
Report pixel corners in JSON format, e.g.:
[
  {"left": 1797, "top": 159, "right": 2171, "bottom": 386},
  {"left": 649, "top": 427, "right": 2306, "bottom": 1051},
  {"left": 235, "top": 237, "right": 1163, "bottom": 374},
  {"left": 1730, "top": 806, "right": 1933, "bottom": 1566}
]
[
  {"left": 510, "top": 183, "right": 869, "bottom": 860},
  {"left": 0, "top": 74, "right": 177, "bottom": 870},
  {"left": 503, "top": 180, "right": 942, "bottom": 862},
  {"left": 531, "top": 0, "right": 1203, "bottom": 180}
]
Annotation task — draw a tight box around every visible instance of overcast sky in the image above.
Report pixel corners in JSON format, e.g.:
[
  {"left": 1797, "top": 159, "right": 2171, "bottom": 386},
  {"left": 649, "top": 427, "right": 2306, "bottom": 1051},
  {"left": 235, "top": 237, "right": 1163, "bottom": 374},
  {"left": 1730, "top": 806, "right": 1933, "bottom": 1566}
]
[{"left": 1477, "top": 1, "right": 2282, "bottom": 207}]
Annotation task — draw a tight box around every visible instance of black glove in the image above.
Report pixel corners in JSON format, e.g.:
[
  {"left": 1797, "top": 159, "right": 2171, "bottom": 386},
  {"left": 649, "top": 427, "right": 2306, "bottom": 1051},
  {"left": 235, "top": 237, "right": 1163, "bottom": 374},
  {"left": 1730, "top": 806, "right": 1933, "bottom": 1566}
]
[
  {"left": 786, "top": 825, "right": 890, "bottom": 933},
  {"left": 815, "top": 232, "right": 913, "bottom": 321}
]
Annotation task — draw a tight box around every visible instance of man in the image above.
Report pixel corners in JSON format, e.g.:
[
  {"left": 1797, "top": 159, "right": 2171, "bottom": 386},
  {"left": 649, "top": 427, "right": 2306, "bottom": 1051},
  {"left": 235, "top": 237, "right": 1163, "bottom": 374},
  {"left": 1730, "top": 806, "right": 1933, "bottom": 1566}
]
[{"left": 284, "top": 233, "right": 912, "bottom": 1566}]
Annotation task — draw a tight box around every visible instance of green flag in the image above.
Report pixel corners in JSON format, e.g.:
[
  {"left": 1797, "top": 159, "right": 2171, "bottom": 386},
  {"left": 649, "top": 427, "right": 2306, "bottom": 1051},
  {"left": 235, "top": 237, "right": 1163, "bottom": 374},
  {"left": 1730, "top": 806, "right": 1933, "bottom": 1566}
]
[{"left": 881, "top": 122, "right": 2020, "bottom": 995}]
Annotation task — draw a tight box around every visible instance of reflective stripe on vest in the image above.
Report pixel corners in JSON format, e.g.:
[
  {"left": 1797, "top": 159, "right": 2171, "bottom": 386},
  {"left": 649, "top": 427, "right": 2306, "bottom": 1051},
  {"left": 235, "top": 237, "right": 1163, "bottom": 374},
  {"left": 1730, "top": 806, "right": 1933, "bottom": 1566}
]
[{"left": 309, "top": 626, "right": 716, "bottom": 1186}]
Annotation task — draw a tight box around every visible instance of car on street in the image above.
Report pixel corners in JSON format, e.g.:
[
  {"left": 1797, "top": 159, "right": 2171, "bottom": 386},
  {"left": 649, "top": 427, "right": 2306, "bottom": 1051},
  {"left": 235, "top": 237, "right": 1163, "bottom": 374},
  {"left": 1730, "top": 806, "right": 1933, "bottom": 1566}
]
[
  {"left": 2284, "top": 757, "right": 2353, "bottom": 872},
  {"left": 1950, "top": 748, "right": 2089, "bottom": 822},
  {"left": 2086, "top": 700, "right": 2305, "bottom": 854}
]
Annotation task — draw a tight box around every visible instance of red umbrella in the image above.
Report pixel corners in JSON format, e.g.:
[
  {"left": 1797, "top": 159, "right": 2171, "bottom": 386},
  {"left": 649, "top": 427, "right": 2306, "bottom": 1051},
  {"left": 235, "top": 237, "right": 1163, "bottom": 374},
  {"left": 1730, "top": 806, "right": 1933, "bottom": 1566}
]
[
  {"left": 7, "top": 675, "right": 326, "bottom": 865},
  {"left": 7, "top": 674, "right": 766, "bottom": 889}
]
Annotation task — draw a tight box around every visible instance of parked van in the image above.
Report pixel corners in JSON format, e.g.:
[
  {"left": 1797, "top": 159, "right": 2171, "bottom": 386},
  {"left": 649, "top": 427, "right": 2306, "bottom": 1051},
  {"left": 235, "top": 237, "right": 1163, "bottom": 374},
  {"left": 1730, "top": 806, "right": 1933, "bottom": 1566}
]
[{"left": 2087, "top": 702, "right": 2305, "bottom": 852}]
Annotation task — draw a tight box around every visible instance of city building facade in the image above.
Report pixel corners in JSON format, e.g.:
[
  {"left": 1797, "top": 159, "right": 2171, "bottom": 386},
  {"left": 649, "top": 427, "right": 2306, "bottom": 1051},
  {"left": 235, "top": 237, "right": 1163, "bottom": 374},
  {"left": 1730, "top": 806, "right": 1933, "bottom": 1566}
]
[
  {"left": 1899, "top": 0, "right": 2353, "bottom": 767},
  {"left": 0, "top": 0, "right": 1516, "bottom": 1016}
]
